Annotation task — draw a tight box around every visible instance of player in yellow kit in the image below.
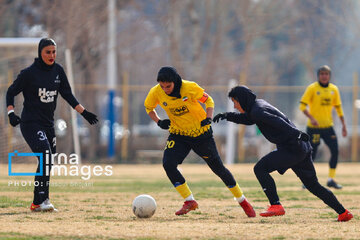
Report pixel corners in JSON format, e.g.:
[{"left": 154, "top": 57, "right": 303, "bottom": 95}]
[
  {"left": 144, "top": 66, "right": 255, "bottom": 217},
  {"left": 299, "top": 65, "right": 347, "bottom": 189}
]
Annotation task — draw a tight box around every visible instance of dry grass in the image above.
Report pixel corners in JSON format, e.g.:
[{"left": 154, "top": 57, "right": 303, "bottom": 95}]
[{"left": 0, "top": 163, "right": 359, "bottom": 240}]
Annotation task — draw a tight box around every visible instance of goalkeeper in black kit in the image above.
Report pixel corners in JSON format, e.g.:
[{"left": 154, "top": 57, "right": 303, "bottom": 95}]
[
  {"left": 213, "top": 85, "right": 353, "bottom": 221},
  {"left": 6, "top": 38, "right": 98, "bottom": 212}
]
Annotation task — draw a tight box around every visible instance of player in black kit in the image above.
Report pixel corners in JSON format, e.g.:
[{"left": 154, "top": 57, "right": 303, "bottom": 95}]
[
  {"left": 213, "top": 86, "right": 353, "bottom": 221},
  {"left": 6, "top": 38, "right": 98, "bottom": 212}
]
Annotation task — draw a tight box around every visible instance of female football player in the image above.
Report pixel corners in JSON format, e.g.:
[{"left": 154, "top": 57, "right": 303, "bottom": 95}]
[
  {"left": 6, "top": 38, "right": 98, "bottom": 212},
  {"left": 213, "top": 85, "right": 352, "bottom": 221},
  {"left": 144, "top": 66, "right": 255, "bottom": 217}
]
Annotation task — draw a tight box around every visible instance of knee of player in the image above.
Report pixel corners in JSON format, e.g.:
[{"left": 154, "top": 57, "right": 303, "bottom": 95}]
[
  {"left": 33, "top": 145, "right": 51, "bottom": 154},
  {"left": 302, "top": 177, "right": 319, "bottom": 191},
  {"left": 207, "top": 156, "right": 226, "bottom": 172},
  {"left": 253, "top": 162, "right": 264, "bottom": 175},
  {"left": 162, "top": 160, "right": 176, "bottom": 171},
  {"left": 211, "top": 165, "right": 227, "bottom": 176},
  {"left": 330, "top": 147, "right": 339, "bottom": 155}
]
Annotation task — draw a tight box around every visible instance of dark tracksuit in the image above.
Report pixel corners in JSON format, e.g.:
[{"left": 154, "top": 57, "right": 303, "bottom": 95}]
[
  {"left": 6, "top": 58, "right": 79, "bottom": 204},
  {"left": 227, "top": 99, "right": 346, "bottom": 214}
]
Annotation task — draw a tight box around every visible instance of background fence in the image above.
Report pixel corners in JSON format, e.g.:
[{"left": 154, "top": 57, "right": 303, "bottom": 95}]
[{"left": 1, "top": 69, "right": 359, "bottom": 164}]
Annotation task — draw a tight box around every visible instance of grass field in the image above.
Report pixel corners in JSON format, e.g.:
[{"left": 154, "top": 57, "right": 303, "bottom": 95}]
[{"left": 0, "top": 163, "right": 359, "bottom": 240}]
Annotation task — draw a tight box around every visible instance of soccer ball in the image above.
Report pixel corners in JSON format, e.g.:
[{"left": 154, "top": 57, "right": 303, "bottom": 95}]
[{"left": 132, "top": 194, "right": 157, "bottom": 218}]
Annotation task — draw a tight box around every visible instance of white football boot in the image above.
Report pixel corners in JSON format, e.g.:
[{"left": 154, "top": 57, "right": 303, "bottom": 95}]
[{"left": 40, "top": 198, "right": 58, "bottom": 212}]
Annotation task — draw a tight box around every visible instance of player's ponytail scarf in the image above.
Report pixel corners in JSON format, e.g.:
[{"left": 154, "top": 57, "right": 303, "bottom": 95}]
[
  {"left": 228, "top": 85, "right": 256, "bottom": 113},
  {"left": 157, "top": 66, "right": 182, "bottom": 98}
]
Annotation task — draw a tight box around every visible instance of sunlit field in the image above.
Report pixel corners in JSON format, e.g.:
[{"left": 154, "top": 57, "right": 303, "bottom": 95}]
[{"left": 0, "top": 163, "right": 359, "bottom": 240}]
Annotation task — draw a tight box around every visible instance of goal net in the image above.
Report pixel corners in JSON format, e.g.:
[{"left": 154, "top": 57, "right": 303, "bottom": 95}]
[{"left": 0, "top": 38, "right": 41, "bottom": 164}]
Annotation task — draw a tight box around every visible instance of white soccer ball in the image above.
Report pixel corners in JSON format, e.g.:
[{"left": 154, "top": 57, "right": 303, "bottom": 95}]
[{"left": 132, "top": 194, "right": 157, "bottom": 218}]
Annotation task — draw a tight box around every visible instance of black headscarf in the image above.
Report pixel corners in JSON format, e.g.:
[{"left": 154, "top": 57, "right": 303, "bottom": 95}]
[
  {"left": 157, "top": 66, "right": 182, "bottom": 98},
  {"left": 36, "top": 38, "right": 56, "bottom": 70},
  {"left": 228, "top": 85, "right": 256, "bottom": 112}
]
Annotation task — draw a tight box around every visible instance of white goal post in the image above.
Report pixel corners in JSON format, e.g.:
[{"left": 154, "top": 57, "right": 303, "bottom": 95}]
[{"left": 0, "top": 37, "right": 42, "bottom": 47}]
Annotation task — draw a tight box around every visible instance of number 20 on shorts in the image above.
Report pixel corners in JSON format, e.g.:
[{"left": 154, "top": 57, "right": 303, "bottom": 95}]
[
  {"left": 165, "top": 140, "right": 175, "bottom": 149},
  {"left": 312, "top": 134, "right": 320, "bottom": 144}
]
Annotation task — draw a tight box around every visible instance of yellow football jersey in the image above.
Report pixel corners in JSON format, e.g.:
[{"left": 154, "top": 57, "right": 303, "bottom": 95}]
[
  {"left": 144, "top": 80, "right": 214, "bottom": 137},
  {"left": 299, "top": 82, "right": 344, "bottom": 128}
]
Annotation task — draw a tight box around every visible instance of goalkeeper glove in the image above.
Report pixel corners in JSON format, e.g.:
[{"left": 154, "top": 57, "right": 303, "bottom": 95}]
[
  {"left": 200, "top": 117, "right": 212, "bottom": 126},
  {"left": 8, "top": 112, "right": 21, "bottom": 127},
  {"left": 81, "top": 109, "right": 98, "bottom": 125},
  {"left": 213, "top": 112, "right": 228, "bottom": 123},
  {"left": 157, "top": 119, "right": 170, "bottom": 130}
]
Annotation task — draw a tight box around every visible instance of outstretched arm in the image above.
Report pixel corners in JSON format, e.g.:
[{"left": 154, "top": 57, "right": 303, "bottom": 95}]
[{"left": 213, "top": 112, "right": 254, "bottom": 125}]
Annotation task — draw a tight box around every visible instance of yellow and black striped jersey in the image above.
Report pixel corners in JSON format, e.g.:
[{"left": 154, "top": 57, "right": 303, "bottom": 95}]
[
  {"left": 144, "top": 80, "right": 214, "bottom": 137},
  {"left": 299, "top": 82, "right": 344, "bottom": 128}
]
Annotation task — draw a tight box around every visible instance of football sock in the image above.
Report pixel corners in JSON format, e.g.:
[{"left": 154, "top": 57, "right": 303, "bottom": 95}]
[
  {"left": 228, "top": 183, "right": 244, "bottom": 199},
  {"left": 328, "top": 168, "right": 336, "bottom": 179},
  {"left": 185, "top": 194, "right": 195, "bottom": 201},
  {"left": 175, "top": 182, "right": 192, "bottom": 199},
  {"left": 236, "top": 195, "right": 246, "bottom": 203}
]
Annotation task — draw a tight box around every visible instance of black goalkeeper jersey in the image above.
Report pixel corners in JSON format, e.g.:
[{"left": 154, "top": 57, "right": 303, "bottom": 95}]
[
  {"left": 226, "top": 99, "right": 301, "bottom": 145},
  {"left": 6, "top": 58, "right": 79, "bottom": 127}
]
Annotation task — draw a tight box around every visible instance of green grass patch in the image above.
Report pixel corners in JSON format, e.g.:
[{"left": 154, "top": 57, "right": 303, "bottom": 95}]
[
  {"left": 0, "top": 232, "right": 126, "bottom": 240},
  {"left": 287, "top": 204, "right": 308, "bottom": 209},
  {"left": 0, "top": 196, "right": 28, "bottom": 208},
  {"left": 272, "top": 236, "right": 286, "bottom": 240},
  {"left": 318, "top": 212, "right": 337, "bottom": 219},
  {"left": 87, "top": 215, "right": 118, "bottom": 221}
]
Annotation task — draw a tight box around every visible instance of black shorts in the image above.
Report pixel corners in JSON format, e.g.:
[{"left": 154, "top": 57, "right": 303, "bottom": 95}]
[
  {"left": 306, "top": 126, "right": 337, "bottom": 147},
  {"left": 163, "top": 129, "right": 219, "bottom": 166},
  {"left": 20, "top": 122, "right": 56, "bottom": 155},
  {"left": 270, "top": 140, "right": 314, "bottom": 178}
]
